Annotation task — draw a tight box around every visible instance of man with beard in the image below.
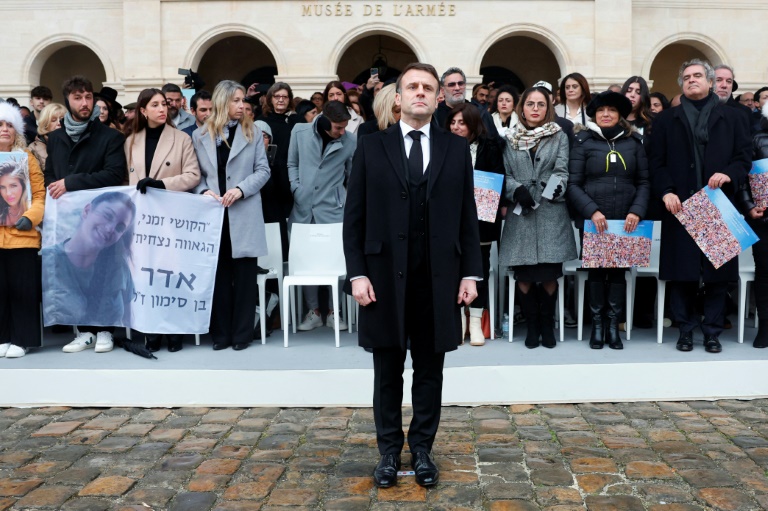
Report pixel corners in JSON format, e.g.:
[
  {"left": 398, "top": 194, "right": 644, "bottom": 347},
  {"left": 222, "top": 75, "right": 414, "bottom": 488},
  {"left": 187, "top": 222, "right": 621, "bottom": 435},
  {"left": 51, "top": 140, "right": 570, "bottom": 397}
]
[
  {"left": 434, "top": 67, "right": 500, "bottom": 140},
  {"left": 713, "top": 65, "right": 753, "bottom": 132},
  {"left": 161, "top": 83, "right": 196, "bottom": 132},
  {"left": 181, "top": 90, "right": 213, "bottom": 137},
  {"left": 44, "top": 75, "right": 127, "bottom": 355}
]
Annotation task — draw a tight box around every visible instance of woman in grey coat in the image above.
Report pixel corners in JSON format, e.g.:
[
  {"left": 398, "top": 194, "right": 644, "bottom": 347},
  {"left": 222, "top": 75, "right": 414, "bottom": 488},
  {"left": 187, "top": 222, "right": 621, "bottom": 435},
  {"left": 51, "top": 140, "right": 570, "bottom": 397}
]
[
  {"left": 193, "top": 80, "right": 271, "bottom": 351},
  {"left": 499, "top": 86, "right": 577, "bottom": 348}
]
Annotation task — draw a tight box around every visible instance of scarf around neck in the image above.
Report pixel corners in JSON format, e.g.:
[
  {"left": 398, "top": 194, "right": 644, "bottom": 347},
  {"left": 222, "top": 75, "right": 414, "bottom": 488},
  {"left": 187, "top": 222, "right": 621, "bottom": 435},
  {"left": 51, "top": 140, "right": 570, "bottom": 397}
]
[
  {"left": 216, "top": 119, "right": 240, "bottom": 147},
  {"left": 507, "top": 121, "right": 561, "bottom": 150},
  {"left": 64, "top": 104, "right": 100, "bottom": 144}
]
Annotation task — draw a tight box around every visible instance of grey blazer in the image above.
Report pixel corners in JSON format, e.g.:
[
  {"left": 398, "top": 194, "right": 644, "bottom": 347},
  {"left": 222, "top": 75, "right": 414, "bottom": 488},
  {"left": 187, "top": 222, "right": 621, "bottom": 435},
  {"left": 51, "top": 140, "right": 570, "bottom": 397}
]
[
  {"left": 499, "top": 130, "right": 577, "bottom": 267},
  {"left": 287, "top": 117, "right": 357, "bottom": 224},
  {"left": 193, "top": 123, "right": 271, "bottom": 258}
]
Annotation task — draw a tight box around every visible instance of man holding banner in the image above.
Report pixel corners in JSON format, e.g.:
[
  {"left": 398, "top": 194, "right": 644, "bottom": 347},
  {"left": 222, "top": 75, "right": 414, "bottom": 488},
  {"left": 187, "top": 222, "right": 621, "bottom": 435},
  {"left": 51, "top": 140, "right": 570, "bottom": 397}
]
[{"left": 44, "top": 75, "right": 127, "bottom": 354}]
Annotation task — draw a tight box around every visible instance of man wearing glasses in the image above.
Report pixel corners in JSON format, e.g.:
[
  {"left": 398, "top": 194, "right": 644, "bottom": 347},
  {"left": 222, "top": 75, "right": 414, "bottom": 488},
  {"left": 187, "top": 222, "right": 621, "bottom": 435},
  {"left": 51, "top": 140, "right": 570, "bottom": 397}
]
[{"left": 434, "top": 67, "right": 500, "bottom": 140}]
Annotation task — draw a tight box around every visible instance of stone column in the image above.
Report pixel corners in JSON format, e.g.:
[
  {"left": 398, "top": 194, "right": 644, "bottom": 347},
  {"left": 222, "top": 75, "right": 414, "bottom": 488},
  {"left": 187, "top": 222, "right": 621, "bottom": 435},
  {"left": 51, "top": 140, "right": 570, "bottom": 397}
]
[
  {"left": 592, "top": 0, "right": 633, "bottom": 91},
  {"left": 122, "top": 0, "right": 163, "bottom": 104}
]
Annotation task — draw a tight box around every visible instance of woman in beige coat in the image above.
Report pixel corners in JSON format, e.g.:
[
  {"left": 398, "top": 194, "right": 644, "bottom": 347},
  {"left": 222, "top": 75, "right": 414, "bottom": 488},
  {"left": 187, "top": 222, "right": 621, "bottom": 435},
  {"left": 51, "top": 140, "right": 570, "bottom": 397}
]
[{"left": 124, "top": 88, "right": 201, "bottom": 351}]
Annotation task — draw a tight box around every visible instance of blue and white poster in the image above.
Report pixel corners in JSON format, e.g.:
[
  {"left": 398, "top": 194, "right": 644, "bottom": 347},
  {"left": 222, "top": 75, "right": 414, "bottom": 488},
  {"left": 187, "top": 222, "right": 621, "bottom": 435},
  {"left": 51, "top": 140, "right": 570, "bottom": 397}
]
[
  {"left": 42, "top": 186, "right": 224, "bottom": 333},
  {"left": 582, "top": 219, "right": 653, "bottom": 268},
  {"left": 749, "top": 158, "right": 768, "bottom": 208},
  {"left": 675, "top": 187, "right": 759, "bottom": 269},
  {"left": 473, "top": 169, "right": 503, "bottom": 222}
]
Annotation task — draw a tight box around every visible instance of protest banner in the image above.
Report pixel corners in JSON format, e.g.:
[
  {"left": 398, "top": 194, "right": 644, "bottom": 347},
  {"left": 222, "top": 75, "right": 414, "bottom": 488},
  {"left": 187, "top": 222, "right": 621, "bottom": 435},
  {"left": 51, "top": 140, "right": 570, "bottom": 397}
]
[
  {"left": 675, "top": 187, "right": 759, "bottom": 269},
  {"left": 42, "top": 186, "right": 224, "bottom": 333},
  {"left": 749, "top": 158, "right": 768, "bottom": 208},
  {"left": 473, "top": 169, "right": 503, "bottom": 222},
  {"left": 0, "top": 152, "right": 31, "bottom": 227},
  {"left": 582, "top": 219, "right": 653, "bottom": 268}
]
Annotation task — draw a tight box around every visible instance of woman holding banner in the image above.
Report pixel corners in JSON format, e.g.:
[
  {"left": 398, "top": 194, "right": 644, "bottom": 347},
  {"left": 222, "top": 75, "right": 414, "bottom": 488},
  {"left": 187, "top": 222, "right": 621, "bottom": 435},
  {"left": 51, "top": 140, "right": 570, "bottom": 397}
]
[
  {"left": 0, "top": 102, "right": 45, "bottom": 358},
  {"left": 193, "top": 80, "right": 271, "bottom": 351},
  {"left": 566, "top": 91, "right": 650, "bottom": 350},
  {"left": 125, "top": 88, "right": 201, "bottom": 352},
  {"left": 446, "top": 103, "right": 504, "bottom": 346}
]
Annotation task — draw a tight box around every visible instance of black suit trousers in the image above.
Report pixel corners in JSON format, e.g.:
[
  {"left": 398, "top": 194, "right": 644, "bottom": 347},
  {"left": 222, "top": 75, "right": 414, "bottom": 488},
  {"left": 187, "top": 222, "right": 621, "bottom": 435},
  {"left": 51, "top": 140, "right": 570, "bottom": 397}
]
[{"left": 372, "top": 259, "right": 446, "bottom": 455}]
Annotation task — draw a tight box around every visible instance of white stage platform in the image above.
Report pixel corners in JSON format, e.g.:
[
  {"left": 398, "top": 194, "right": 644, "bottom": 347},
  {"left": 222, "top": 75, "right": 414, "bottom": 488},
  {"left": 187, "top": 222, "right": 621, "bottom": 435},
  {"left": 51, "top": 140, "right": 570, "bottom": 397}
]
[{"left": 4, "top": 323, "right": 768, "bottom": 408}]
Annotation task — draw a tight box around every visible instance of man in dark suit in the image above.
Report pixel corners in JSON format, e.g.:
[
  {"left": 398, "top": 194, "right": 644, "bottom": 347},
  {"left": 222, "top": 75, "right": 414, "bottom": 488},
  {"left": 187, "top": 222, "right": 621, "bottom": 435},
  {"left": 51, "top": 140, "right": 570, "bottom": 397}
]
[
  {"left": 650, "top": 59, "right": 751, "bottom": 354},
  {"left": 343, "top": 62, "right": 482, "bottom": 489}
]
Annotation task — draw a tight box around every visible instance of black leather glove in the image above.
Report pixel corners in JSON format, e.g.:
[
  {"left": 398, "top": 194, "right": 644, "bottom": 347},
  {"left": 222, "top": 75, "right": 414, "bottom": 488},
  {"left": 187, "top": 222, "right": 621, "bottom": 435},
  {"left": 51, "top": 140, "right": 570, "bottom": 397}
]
[
  {"left": 14, "top": 217, "right": 32, "bottom": 231},
  {"left": 513, "top": 185, "right": 536, "bottom": 208},
  {"left": 137, "top": 177, "right": 166, "bottom": 194},
  {"left": 540, "top": 181, "right": 563, "bottom": 201}
]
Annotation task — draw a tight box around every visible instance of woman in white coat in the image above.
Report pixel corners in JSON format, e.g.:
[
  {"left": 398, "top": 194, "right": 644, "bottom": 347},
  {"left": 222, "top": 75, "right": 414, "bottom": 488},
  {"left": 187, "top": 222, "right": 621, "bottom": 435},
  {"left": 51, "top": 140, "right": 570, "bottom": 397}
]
[{"left": 193, "top": 80, "right": 271, "bottom": 351}]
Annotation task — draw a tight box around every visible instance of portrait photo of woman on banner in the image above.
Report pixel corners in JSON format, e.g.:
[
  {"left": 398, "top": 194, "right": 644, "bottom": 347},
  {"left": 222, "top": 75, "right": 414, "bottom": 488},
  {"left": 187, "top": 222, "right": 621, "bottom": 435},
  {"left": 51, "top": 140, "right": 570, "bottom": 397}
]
[
  {"left": 43, "top": 190, "right": 136, "bottom": 327},
  {"left": 0, "top": 153, "right": 31, "bottom": 227}
]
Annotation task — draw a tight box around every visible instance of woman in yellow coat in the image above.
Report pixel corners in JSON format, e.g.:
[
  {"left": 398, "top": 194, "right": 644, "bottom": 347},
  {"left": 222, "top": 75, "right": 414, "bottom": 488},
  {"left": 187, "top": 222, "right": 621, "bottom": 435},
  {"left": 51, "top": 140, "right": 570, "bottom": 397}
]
[{"left": 0, "top": 102, "right": 45, "bottom": 358}]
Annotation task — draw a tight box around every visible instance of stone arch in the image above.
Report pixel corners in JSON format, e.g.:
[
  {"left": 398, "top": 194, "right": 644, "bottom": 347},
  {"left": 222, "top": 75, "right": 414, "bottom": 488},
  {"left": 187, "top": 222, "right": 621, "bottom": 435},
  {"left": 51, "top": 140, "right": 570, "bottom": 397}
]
[
  {"left": 185, "top": 24, "right": 285, "bottom": 74},
  {"left": 641, "top": 32, "right": 728, "bottom": 79},
  {"left": 643, "top": 33, "right": 728, "bottom": 96},
  {"left": 23, "top": 34, "right": 116, "bottom": 86},
  {"left": 474, "top": 24, "right": 571, "bottom": 78},
  {"left": 330, "top": 23, "right": 428, "bottom": 79}
]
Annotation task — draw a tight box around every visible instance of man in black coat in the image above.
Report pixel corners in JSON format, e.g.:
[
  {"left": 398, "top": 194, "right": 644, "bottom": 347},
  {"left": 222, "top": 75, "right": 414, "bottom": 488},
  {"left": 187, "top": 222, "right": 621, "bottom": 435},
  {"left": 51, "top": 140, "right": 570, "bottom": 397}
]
[
  {"left": 343, "top": 62, "right": 482, "bottom": 489},
  {"left": 714, "top": 65, "right": 754, "bottom": 133},
  {"left": 435, "top": 67, "right": 501, "bottom": 141},
  {"left": 44, "top": 75, "right": 127, "bottom": 354},
  {"left": 650, "top": 59, "right": 751, "bottom": 354}
]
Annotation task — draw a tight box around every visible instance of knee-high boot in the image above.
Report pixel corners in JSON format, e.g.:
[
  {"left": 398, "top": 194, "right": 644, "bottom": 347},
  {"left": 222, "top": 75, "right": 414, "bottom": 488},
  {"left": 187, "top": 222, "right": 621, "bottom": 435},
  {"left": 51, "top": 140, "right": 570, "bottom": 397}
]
[
  {"left": 754, "top": 280, "right": 768, "bottom": 348},
  {"left": 519, "top": 287, "right": 539, "bottom": 348},
  {"left": 539, "top": 284, "right": 558, "bottom": 349},
  {"left": 588, "top": 281, "right": 606, "bottom": 349},
  {"left": 606, "top": 282, "right": 625, "bottom": 350}
]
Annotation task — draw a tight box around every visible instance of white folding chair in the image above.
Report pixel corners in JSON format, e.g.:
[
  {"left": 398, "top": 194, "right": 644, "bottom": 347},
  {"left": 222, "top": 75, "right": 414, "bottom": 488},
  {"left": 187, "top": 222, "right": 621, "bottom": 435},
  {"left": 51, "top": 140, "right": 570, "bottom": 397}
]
[
  {"left": 562, "top": 223, "right": 588, "bottom": 340},
  {"left": 488, "top": 242, "right": 498, "bottom": 340},
  {"left": 256, "top": 223, "right": 284, "bottom": 344},
  {"left": 738, "top": 245, "right": 756, "bottom": 344},
  {"left": 507, "top": 270, "right": 565, "bottom": 343},
  {"left": 282, "top": 223, "right": 353, "bottom": 347},
  {"left": 625, "top": 221, "right": 665, "bottom": 343}
]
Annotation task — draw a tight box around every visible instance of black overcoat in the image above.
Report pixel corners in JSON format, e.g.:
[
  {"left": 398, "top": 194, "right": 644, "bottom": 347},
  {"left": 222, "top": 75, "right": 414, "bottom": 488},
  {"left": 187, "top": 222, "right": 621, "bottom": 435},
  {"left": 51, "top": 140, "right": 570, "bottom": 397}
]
[
  {"left": 343, "top": 123, "right": 482, "bottom": 353},
  {"left": 649, "top": 101, "right": 751, "bottom": 282}
]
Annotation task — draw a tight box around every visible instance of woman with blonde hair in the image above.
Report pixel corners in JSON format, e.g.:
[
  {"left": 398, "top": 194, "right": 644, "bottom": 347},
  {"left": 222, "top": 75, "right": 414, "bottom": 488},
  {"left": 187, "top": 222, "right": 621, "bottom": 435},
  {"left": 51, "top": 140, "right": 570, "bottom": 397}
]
[
  {"left": 0, "top": 102, "right": 45, "bottom": 358},
  {"left": 28, "top": 102, "right": 66, "bottom": 170},
  {"left": 357, "top": 83, "right": 401, "bottom": 137},
  {"left": 193, "top": 80, "right": 271, "bottom": 351}
]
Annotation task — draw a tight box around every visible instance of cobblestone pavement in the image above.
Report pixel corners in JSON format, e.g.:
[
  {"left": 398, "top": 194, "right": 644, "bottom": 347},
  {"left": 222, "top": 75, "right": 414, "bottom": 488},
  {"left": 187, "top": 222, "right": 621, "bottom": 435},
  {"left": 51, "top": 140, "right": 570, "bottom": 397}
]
[{"left": 1, "top": 402, "right": 768, "bottom": 510}]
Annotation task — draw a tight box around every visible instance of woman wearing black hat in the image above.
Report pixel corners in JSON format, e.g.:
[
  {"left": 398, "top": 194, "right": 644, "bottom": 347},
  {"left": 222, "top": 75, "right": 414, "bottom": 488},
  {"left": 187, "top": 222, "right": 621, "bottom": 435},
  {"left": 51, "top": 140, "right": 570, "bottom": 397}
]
[{"left": 566, "top": 91, "right": 650, "bottom": 349}]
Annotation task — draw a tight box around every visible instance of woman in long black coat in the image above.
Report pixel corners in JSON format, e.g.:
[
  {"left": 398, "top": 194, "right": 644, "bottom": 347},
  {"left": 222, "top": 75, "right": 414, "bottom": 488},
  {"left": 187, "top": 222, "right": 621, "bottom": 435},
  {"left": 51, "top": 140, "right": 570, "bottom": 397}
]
[
  {"left": 567, "top": 92, "right": 650, "bottom": 349},
  {"left": 446, "top": 103, "right": 505, "bottom": 346}
]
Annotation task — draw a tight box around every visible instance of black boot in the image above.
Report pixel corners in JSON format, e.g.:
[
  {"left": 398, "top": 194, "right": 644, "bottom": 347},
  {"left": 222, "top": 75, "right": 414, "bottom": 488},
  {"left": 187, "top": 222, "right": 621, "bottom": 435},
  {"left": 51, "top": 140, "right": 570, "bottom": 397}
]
[
  {"left": 588, "top": 281, "right": 606, "bottom": 349},
  {"left": 167, "top": 334, "right": 183, "bottom": 352},
  {"left": 539, "top": 284, "right": 558, "bottom": 348},
  {"left": 753, "top": 281, "right": 768, "bottom": 348},
  {"left": 519, "top": 286, "right": 540, "bottom": 348},
  {"left": 606, "top": 282, "right": 625, "bottom": 350},
  {"left": 145, "top": 334, "right": 161, "bottom": 352}
]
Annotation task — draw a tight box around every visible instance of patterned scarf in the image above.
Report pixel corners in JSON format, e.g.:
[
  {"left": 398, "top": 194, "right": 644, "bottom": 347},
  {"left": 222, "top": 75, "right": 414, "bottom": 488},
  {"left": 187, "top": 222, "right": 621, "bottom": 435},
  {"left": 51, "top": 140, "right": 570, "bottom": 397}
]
[
  {"left": 216, "top": 119, "right": 240, "bottom": 147},
  {"left": 507, "top": 121, "right": 561, "bottom": 151}
]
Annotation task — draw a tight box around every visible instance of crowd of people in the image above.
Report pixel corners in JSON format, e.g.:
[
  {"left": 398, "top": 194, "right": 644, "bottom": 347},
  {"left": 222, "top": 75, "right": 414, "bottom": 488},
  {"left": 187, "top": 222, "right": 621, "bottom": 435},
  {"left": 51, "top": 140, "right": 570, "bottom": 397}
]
[{"left": 0, "top": 56, "right": 766, "bottom": 359}]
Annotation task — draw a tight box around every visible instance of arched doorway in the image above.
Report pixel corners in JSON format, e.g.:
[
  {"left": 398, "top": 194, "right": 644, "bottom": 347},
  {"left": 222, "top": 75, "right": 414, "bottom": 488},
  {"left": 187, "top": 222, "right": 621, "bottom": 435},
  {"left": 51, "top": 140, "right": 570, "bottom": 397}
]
[
  {"left": 480, "top": 36, "right": 561, "bottom": 94},
  {"left": 649, "top": 43, "right": 714, "bottom": 97},
  {"left": 197, "top": 36, "right": 278, "bottom": 89},
  {"left": 336, "top": 35, "right": 417, "bottom": 85},
  {"left": 39, "top": 45, "right": 107, "bottom": 103}
]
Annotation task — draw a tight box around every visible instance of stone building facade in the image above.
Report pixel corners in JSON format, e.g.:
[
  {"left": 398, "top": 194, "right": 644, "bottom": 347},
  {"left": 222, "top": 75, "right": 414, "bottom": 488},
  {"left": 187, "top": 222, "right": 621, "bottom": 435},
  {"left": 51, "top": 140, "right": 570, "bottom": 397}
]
[{"left": 1, "top": 0, "right": 766, "bottom": 105}]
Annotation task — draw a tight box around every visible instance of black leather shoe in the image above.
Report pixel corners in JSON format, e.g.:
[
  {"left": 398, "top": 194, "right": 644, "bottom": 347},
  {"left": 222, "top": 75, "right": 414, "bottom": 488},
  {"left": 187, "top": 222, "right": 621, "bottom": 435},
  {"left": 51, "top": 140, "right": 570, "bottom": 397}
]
[
  {"left": 212, "top": 342, "right": 230, "bottom": 351},
  {"left": 232, "top": 343, "right": 250, "bottom": 351},
  {"left": 411, "top": 451, "right": 439, "bottom": 487},
  {"left": 676, "top": 332, "right": 693, "bottom": 352},
  {"left": 704, "top": 335, "right": 722, "bottom": 353},
  {"left": 167, "top": 335, "right": 183, "bottom": 352},
  {"left": 608, "top": 339, "right": 623, "bottom": 350},
  {"left": 373, "top": 454, "right": 400, "bottom": 488}
]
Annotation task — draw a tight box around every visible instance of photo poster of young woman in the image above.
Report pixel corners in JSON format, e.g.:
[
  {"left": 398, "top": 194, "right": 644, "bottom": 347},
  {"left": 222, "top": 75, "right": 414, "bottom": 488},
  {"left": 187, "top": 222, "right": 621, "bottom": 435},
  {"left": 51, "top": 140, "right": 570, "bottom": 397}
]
[{"left": 0, "top": 152, "right": 31, "bottom": 227}]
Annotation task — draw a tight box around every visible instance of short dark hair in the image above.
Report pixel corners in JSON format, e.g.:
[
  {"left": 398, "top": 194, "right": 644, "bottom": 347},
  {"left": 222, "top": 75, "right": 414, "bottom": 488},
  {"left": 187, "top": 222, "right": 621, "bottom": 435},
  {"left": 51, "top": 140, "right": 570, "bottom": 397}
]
[
  {"left": 30, "top": 86, "right": 52, "bottom": 100},
  {"left": 472, "top": 83, "right": 489, "bottom": 95},
  {"left": 62, "top": 76, "right": 93, "bottom": 98},
  {"left": 295, "top": 99, "right": 317, "bottom": 120},
  {"left": 649, "top": 91, "right": 671, "bottom": 111},
  {"left": 446, "top": 102, "right": 486, "bottom": 143},
  {"left": 161, "top": 83, "right": 182, "bottom": 95},
  {"left": 755, "top": 87, "right": 768, "bottom": 103},
  {"left": 322, "top": 100, "right": 351, "bottom": 123},
  {"left": 190, "top": 90, "right": 212, "bottom": 111},
  {"left": 396, "top": 62, "right": 440, "bottom": 93},
  {"left": 491, "top": 85, "right": 520, "bottom": 113}
]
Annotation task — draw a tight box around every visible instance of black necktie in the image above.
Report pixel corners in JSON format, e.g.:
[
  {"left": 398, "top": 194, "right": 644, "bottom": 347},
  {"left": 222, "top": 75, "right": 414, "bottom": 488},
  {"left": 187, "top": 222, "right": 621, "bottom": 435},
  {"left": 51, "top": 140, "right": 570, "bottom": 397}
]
[{"left": 407, "top": 131, "right": 423, "bottom": 183}]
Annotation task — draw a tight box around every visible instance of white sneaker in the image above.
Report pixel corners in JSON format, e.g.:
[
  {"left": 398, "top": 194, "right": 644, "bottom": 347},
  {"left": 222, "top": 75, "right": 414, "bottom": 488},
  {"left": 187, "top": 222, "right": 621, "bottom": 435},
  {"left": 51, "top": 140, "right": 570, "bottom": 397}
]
[
  {"left": 298, "top": 310, "right": 323, "bottom": 331},
  {"left": 0, "top": 343, "right": 10, "bottom": 357},
  {"left": 63, "top": 333, "right": 95, "bottom": 353},
  {"left": 326, "top": 311, "right": 347, "bottom": 330},
  {"left": 5, "top": 345, "right": 26, "bottom": 358},
  {"left": 95, "top": 332, "right": 114, "bottom": 353}
]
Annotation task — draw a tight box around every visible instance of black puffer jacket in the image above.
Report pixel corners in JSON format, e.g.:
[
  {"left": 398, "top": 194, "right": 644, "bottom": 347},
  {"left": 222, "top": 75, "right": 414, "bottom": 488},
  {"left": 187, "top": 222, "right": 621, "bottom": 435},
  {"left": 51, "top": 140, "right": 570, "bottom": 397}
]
[
  {"left": 754, "top": 117, "right": 768, "bottom": 161},
  {"left": 566, "top": 126, "right": 650, "bottom": 228}
]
